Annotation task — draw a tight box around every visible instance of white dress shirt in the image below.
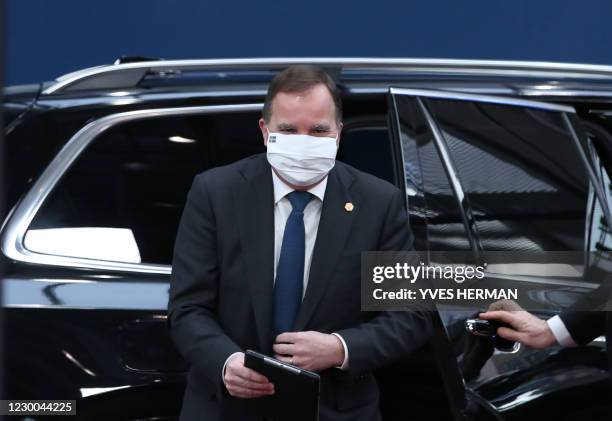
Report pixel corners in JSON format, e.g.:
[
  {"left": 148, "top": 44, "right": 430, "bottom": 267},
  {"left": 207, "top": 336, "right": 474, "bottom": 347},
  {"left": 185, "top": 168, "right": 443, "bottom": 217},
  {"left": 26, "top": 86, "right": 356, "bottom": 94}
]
[
  {"left": 546, "top": 315, "right": 578, "bottom": 347},
  {"left": 222, "top": 169, "right": 349, "bottom": 383}
]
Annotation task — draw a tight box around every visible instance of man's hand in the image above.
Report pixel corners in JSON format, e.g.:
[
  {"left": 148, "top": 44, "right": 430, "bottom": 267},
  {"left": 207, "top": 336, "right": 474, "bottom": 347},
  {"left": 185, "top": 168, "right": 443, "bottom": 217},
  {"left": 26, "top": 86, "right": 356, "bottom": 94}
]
[
  {"left": 223, "top": 352, "right": 275, "bottom": 398},
  {"left": 479, "top": 309, "right": 557, "bottom": 349},
  {"left": 273, "top": 331, "right": 344, "bottom": 372}
]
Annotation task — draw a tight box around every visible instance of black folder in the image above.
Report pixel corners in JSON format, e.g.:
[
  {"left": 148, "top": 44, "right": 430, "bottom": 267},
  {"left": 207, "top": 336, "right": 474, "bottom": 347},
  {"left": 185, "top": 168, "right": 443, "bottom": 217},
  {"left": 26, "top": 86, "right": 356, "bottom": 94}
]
[{"left": 243, "top": 349, "right": 320, "bottom": 421}]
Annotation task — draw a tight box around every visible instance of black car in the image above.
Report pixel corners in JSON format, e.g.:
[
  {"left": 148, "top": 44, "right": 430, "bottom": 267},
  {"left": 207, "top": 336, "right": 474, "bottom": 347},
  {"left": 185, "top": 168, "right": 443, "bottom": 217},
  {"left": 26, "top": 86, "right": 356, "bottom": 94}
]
[{"left": 2, "top": 58, "right": 612, "bottom": 421}]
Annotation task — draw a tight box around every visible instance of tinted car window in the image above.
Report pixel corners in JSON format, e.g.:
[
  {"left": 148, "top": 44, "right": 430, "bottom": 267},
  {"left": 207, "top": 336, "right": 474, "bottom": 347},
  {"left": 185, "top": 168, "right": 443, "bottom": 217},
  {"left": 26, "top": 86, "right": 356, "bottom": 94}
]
[
  {"left": 337, "top": 126, "right": 395, "bottom": 185},
  {"left": 392, "top": 95, "right": 473, "bottom": 253},
  {"left": 424, "top": 99, "right": 590, "bottom": 256},
  {"left": 26, "top": 111, "right": 264, "bottom": 265},
  {"left": 584, "top": 124, "right": 612, "bottom": 277}
]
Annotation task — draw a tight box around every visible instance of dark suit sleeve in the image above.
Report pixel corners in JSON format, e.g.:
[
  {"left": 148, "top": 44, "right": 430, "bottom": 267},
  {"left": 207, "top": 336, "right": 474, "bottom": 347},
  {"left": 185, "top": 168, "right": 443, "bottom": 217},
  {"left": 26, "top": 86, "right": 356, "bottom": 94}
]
[
  {"left": 557, "top": 273, "right": 612, "bottom": 345},
  {"left": 167, "top": 174, "right": 241, "bottom": 396},
  {"left": 335, "top": 188, "right": 433, "bottom": 372},
  {"left": 558, "top": 311, "right": 606, "bottom": 346}
]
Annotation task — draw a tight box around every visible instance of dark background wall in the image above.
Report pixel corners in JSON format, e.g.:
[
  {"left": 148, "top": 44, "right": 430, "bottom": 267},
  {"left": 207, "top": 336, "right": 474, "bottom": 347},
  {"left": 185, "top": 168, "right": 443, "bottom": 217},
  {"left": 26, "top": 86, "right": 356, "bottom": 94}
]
[{"left": 5, "top": 0, "right": 612, "bottom": 86}]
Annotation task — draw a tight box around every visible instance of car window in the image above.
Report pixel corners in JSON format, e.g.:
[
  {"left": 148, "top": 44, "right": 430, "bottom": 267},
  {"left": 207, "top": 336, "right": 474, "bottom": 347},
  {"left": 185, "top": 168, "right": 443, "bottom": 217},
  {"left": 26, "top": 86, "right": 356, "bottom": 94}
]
[
  {"left": 584, "top": 124, "right": 612, "bottom": 277},
  {"left": 25, "top": 111, "right": 265, "bottom": 266},
  {"left": 337, "top": 126, "right": 395, "bottom": 185},
  {"left": 425, "top": 99, "right": 590, "bottom": 266},
  {"left": 391, "top": 95, "right": 473, "bottom": 253},
  {"left": 588, "top": 170, "right": 611, "bottom": 266}
]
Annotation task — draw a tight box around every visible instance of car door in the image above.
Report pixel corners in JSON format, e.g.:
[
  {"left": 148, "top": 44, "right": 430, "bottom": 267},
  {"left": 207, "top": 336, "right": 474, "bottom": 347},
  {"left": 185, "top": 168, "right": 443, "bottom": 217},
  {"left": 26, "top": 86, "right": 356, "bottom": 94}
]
[{"left": 387, "top": 88, "right": 612, "bottom": 420}]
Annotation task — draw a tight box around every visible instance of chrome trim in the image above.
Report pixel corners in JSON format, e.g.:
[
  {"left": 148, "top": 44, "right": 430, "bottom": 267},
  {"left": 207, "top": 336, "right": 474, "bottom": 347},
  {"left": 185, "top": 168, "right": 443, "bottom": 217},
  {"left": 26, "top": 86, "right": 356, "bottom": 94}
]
[
  {"left": 414, "top": 97, "right": 483, "bottom": 260},
  {"left": 349, "top": 86, "right": 516, "bottom": 95},
  {"left": 354, "top": 86, "right": 612, "bottom": 99},
  {"left": 1, "top": 277, "right": 170, "bottom": 309},
  {"left": 43, "top": 58, "right": 612, "bottom": 94},
  {"left": 494, "top": 341, "right": 522, "bottom": 354},
  {"left": 485, "top": 272, "right": 599, "bottom": 289},
  {"left": 0, "top": 103, "right": 263, "bottom": 274},
  {"left": 80, "top": 385, "right": 131, "bottom": 398},
  {"left": 520, "top": 89, "right": 612, "bottom": 98},
  {"left": 35, "top": 89, "right": 268, "bottom": 109},
  {"left": 389, "top": 87, "right": 575, "bottom": 113}
]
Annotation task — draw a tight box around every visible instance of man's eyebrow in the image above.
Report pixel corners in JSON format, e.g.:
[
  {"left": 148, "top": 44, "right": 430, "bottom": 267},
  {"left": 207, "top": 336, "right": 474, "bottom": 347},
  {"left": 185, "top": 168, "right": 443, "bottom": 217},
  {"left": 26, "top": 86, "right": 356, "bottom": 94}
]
[
  {"left": 277, "top": 123, "right": 296, "bottom": 130},
  {"left": 311, "top": 123, "right": 331, "bottom": 130}
]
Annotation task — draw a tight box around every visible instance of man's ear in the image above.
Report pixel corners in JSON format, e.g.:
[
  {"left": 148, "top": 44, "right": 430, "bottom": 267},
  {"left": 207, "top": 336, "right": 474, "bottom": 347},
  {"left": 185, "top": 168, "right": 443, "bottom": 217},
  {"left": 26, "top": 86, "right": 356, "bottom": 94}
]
[{"left": 259, "top": 118, "right": 268, "bottom": 146}]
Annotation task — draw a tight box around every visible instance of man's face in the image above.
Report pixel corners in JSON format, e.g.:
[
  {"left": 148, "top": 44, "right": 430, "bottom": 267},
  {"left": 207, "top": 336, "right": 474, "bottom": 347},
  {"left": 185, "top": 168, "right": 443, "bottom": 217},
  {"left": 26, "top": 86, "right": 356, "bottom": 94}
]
[{"left": 259, "top": 83, "right": 342, "bottom": 145}]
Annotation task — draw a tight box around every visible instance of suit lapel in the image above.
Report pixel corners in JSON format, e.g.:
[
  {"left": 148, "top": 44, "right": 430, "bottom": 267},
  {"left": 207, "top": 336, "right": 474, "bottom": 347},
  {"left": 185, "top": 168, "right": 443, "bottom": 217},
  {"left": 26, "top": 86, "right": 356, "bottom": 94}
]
[
  {"left": 234, "top": 155, "right": 275, "bottom": 352},
  {"left": 294, "top": 164, "right": 358, "bottom": 331}
]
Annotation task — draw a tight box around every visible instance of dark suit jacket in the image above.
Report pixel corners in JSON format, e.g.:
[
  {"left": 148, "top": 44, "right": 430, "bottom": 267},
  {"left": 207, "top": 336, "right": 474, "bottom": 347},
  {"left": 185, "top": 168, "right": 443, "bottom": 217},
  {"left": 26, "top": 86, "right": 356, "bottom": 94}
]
[
  {"left": 559, "top": 311, "right": 612, "bottom": 383},
  {"left": 167, "top": 153, "right": 432, "bottom": 421},
  {"left": 559, "top": 312, "right": 610, "bottom": 348},
  {"left": 559, "top": 271, "right": 612, "bottom": 387}
]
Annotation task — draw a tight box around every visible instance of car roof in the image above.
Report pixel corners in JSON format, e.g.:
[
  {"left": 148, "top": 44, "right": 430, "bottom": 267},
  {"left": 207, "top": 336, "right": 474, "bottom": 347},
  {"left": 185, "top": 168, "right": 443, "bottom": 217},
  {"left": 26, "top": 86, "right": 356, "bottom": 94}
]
[{"left": 35, "top": 58, "right": 612, "bottom": 99}]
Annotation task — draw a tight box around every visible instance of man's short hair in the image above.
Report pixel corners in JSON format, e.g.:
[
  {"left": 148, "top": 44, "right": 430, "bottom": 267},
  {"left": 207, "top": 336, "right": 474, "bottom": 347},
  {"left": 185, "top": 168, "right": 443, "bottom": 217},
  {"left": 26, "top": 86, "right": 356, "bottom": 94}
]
[{"left": 262, "top": 64, "right": 342, "bottom": 124}]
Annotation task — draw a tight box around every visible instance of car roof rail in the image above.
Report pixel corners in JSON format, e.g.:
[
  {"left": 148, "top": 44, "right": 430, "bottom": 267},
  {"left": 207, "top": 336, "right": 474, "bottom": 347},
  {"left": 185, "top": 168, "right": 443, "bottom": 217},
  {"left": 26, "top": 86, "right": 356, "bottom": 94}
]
[
  {"left": 41, "top": 57, "right": 612, "bottom": 95},
  {"left": 113, "top": 55, "right": 165, "bottom": 65}
]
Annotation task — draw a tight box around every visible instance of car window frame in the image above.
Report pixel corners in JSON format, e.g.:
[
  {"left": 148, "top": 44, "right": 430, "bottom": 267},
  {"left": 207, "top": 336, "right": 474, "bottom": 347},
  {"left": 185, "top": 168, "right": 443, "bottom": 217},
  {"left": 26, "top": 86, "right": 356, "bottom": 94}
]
[{"left": 0, "top": 103, "right": 263, "bottom": 274}]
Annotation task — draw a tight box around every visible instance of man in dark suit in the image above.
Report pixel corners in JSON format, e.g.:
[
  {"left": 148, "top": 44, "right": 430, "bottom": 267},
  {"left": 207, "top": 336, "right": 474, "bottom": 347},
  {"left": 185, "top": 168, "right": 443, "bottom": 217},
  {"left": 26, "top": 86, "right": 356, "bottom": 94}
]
[{"left": 167, "top": 65, "right": 432, "bottom": 421}]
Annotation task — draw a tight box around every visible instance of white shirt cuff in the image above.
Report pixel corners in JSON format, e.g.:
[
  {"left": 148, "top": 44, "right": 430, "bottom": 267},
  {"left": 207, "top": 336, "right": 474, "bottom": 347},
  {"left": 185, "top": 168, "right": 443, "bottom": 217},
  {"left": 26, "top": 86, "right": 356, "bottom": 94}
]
[
  {"left": 222, "top": 352, "right": 243, "bottom": 384},
  {"left": 547, "top": 315, "right": 578, "bottom": 347},
  {"left": 331, "top": 333, "right": 349, "bottom": 370}
]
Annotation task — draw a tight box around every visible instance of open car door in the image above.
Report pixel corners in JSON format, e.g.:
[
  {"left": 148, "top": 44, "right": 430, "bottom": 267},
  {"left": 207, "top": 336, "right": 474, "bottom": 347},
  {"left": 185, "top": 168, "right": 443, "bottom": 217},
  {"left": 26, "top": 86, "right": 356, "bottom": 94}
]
[{"left": 386, "top": 88, "right": 612, "bottom": 420}]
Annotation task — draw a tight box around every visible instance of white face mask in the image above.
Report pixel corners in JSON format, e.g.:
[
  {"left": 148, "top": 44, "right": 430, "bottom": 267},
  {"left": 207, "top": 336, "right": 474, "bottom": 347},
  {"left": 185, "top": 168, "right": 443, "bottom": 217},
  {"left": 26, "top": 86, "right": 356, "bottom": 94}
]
[{"left": 266, "top": 131, "right": 338, "bottom": 186}]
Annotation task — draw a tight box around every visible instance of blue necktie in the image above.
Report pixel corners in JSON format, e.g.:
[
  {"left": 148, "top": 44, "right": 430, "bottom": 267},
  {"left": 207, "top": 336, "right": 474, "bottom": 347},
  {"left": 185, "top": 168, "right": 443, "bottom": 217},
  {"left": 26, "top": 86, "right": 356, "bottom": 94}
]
[{"left": 273, "top": 191, "right": 314, "bottom": 337}]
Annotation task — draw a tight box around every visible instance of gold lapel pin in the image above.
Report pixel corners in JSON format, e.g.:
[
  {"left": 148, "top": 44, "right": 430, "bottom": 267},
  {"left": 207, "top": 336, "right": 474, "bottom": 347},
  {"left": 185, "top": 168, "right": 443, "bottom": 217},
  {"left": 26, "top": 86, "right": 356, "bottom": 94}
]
[{"left": 344, "top": 202, "right": 354, "bottom": 212}]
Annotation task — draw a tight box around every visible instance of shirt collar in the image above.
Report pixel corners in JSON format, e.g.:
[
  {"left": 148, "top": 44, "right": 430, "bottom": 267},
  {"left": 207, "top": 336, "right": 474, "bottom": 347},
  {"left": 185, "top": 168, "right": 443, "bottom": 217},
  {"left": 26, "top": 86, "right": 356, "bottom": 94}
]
[{"left": 271, "top": 169, "right": 327, "bottom": 204}]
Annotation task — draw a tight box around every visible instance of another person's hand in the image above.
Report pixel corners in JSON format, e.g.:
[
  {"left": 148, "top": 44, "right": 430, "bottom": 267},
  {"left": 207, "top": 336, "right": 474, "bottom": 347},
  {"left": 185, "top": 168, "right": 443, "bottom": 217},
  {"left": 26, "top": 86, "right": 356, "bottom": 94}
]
[
  {"left": 223, "top": 352, "right": 275, "bottom": 398},
  {"left": 273, "top": 331, "right": 344, "bottom": 372},
  {"left": 479, "top": 302, "right": 556, "bottom": 349}
]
